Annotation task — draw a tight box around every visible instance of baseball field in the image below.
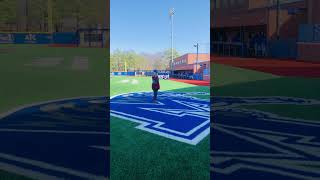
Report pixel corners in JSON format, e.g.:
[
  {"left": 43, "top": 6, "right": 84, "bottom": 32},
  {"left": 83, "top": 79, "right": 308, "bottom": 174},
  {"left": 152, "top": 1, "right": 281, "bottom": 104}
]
[
  {"left": 0, "top": 44, "right": 108, "bottom": 113},
  {"left": 110, "top": 76, "right": 210, "bottom": 179},
  {"left": 110, "top": 59, "right": 320, "bottom": 180},
  {"left": 0, "top": 44, "right": 109, "bottom": 179},
  {"left": 1, "top": 44, "right": 320, "bottom": 179}
]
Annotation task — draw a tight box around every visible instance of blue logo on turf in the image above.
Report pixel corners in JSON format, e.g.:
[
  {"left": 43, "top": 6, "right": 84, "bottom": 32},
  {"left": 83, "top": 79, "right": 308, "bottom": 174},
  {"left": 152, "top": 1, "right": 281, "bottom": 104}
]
[
  {"left": 211, "top": 96, "right": 320, "bottom": 179},
  {"left": 0, "top": 97, "right": 109, "bottom": 178},
  {"left": 110, "top": 92, "right": 210, "bottom": 145}
]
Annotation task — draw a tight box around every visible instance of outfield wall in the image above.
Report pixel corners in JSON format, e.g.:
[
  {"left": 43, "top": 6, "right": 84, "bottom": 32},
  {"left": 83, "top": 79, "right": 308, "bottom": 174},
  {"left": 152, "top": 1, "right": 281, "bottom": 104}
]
[
  {"left": 111, "top": 72, "right": 136, "bottom": 76},
  {"left": 0, "top": 33, "right": 52, "bottom": 44},
  {"left": 0, "top": 32, "right": 77, "bottom": 44}
]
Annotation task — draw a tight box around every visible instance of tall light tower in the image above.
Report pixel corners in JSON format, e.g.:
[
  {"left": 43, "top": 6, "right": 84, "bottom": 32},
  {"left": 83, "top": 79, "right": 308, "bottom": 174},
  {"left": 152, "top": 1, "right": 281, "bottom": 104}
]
[
  {"left": 194, "top": 43, "right": 199, "bottom": 74},
  {"left": 169, "top": 8, "right": 175, "bottom": 73}
]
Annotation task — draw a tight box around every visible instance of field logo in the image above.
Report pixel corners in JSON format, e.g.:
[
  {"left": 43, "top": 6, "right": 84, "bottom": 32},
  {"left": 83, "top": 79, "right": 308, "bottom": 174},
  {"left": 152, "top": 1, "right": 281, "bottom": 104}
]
[
  {"left": 0, "top": 97, "right": 109, "bottom": 179},
  {"left": 211, "top": 96, "right": 320, "bottom": 179},
  {"left": 111, "top": 92, "right": 210, "bottom": 145}
]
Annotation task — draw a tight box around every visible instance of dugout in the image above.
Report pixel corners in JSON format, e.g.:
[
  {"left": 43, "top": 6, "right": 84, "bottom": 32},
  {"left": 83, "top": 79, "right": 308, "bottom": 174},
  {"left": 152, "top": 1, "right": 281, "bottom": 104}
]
[
  {"left": 211, "top": 0, "right": 308, "bottom": 58},
  {"left": 77, "top": 28, "right": 109, "bottom": 48},
  {"left": 172, "top": 70, "right": 194, "bottom": 79},
  {"left": 211, "top": 25, "right": 268, "bottom": 57}
]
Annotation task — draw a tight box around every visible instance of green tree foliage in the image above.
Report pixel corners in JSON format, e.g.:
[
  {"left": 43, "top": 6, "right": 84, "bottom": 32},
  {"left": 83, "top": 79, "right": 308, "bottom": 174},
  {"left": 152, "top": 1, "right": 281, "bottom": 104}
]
[
  {"left": 111, "top": 50, "right": 149, "bottom": 72},
  {"left": 0, "top": 0, "right": 107, "bottom": 32},
  {"left": 111, "top": 49, "right": 180, "bottom": 72},
  {"left": 154, "top": 48, "right": 180, "bottom": 70},
  {"left": 0, "top": 0, "right": 17, "bottom": 28},
  {"left": 27, "top": 0, "right": 48, "bottom": 31},
  {"left": 51, "top": 0, "right": 106, "bottom": 31}
]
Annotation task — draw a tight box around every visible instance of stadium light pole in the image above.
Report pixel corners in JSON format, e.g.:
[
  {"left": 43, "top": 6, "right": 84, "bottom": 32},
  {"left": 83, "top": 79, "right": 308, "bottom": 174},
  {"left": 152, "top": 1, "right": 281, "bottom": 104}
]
[
  {"left": 194, "top": 43, "right": 199, "bottom": 75},
  {"left": 170, "top": 8, "right": 175, "bottom": 74}
]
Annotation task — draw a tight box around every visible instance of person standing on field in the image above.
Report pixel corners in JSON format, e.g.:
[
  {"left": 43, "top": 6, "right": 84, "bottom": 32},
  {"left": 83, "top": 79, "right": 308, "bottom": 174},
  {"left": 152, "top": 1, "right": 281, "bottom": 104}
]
[{"left": 152, "top": 70, "right": 160, "bottom": 102}]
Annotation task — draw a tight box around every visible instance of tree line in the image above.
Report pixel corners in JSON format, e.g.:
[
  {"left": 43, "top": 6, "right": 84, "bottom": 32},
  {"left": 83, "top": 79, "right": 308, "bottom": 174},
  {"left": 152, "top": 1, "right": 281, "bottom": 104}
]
[
  {"left": 111, "top": 49, "right": 180, "bottom": 72},
  {"left": 0, "top": 0, "right": 107, "bottom": 32}
]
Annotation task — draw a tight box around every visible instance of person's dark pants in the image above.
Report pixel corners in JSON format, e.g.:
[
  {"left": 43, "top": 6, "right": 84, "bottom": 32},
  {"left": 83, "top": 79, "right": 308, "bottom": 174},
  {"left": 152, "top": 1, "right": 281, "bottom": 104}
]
[{"left": 153, "top": 89, "right": 158, "bottom": 100}]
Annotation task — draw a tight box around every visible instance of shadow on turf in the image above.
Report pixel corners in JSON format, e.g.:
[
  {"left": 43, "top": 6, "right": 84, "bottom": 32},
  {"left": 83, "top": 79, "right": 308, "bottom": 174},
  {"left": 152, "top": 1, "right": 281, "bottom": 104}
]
[
  {"left": 0, "top": 97, "right": 110, "bottom": 179},
  {"left": 210, "top": 77, "right": 320, "bottom": 179}
]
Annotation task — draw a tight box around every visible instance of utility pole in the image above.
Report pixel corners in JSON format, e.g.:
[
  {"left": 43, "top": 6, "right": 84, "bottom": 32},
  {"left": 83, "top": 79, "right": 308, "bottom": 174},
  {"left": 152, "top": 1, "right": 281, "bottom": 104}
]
[{"left": 169, "top": 8, "right": 175, "bottom": 74}]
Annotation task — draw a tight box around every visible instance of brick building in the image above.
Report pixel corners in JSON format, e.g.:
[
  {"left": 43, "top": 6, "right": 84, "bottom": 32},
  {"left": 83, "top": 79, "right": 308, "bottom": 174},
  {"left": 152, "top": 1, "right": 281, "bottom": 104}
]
[
  {"left": 172, "top": 53, "right": 210, "bottom": 81},
  {"left": 211, "top": 0, "right": 320, "bottom": 61}
]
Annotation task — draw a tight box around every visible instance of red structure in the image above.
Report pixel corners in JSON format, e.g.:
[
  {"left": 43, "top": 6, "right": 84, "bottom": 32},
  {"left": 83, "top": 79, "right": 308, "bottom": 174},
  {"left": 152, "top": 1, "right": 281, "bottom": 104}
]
[
  {"left": 172, "top": 53, "right": 210, "bottom": 81},
  {"left": 297, "top": 0, "right": 320, "bottom": 61}
]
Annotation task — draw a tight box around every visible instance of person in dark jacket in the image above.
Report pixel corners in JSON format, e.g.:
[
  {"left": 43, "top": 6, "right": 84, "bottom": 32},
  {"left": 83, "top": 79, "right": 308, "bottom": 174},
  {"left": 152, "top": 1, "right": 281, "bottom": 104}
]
[{"left": 152, "top": 70, "right": 160, "bottom": 102}]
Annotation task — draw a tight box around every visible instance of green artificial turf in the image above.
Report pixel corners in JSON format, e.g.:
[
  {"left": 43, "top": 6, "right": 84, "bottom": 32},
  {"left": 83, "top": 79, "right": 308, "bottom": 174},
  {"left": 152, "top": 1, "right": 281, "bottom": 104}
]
[
  {"left": 0, "top": 44, "right": 108, "bottom": 179},
  {"left": 110, "top": 76, "right": 210, "bottom": 180},
  {"left": 212, "top": 63, "right": 320, "bottom": 121},
  {"left": 2, "top": 44, "right": 319, "bottom": 179},
  {"left": 212, "top": 64, "right": 279, "bottom": 87},
  {"left": 110, "top": 76, "right": 196, "bottom": 96},
  {"left": 0, "top": 45, "right": 108, "bottom": 114},
  {"left": 0, "top": 170, "right": 33, "bottom": 180}
]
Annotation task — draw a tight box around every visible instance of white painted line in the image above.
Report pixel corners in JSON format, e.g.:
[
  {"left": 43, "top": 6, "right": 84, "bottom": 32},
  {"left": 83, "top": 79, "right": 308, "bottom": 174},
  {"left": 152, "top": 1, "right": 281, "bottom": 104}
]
[
  {"left": 90, "top": 146, "right": 109, "bottom": 151},
  {"left": 111, "top": 112, "right": 209, "bottom": 145}
]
